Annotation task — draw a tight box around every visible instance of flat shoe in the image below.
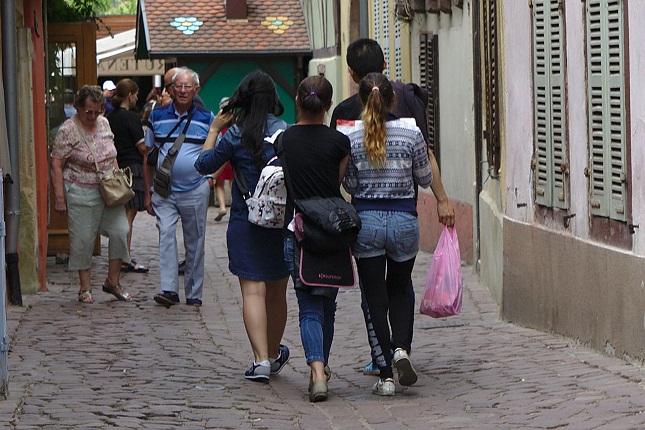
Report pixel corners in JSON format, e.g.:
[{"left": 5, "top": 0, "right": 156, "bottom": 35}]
[
  {"left": 102, "top": 281, "right": 132, "bottom": 301},
  {"left": 122, "top": 260, "right": 149, "bottom": 273},
  {"left": 309, "top": 379, "right": 328, "bottom": 402},
  {"left": 214, "top": 209, "right": 227, "bottom": 221}
]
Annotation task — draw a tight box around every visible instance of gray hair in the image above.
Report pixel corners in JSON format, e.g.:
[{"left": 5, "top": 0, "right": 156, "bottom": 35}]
[
  {"left": 75, "top": 85, "right": 104, "bottom": 108},
  {"left": 172, "top": 67, "right": 200, "bottom": 87}
]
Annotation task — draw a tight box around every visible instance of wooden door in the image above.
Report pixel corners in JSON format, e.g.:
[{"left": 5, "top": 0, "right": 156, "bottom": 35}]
[{"left": 46, "top": 22, "right": 97, "bottom": 256}]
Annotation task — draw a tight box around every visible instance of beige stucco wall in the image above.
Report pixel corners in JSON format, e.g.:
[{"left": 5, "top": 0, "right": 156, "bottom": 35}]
[
  {"left": 503, "top": 218, "right": 645, "bottom": 361},
  {"left": 17, "top": 26, "right": 39, "bottom": 294}
]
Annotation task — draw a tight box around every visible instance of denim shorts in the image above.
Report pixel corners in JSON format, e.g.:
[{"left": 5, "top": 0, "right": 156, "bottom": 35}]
[{"left": 353, "top": 210, "right": 419, "bottom": 262}]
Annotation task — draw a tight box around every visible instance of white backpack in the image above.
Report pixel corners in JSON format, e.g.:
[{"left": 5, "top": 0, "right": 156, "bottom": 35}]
[{"left": 235, "top": 130, "right": 287, "bottom": 229}]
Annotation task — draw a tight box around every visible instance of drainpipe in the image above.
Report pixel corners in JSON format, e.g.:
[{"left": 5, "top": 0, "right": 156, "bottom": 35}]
[
  {"left": 2, "top": 0, "right": 23, "bottom": 306},
  {"left": 472, "top": 0, "right": 483, "bottom": 269},
  {"left": 0, "top": 171, "right": 8, "bottom": 399}
]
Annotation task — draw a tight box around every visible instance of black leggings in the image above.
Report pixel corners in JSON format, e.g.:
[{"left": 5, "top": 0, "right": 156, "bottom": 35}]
[{"left": 356, "top": 255, "right": 416, "bottom": 379}]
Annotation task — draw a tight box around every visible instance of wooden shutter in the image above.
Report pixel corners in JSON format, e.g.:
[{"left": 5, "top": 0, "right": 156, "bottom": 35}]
[
  {"left": 483, "top": 0, "right": 500, "bottom": 175},
  {"left": 586, "top": 0, "right": 626, "bottom": 221},
  {"left": 419, "top": 32, "right": 440, "bottom": 164},
  {"left": 382, "top": 0, "right": 391, "bottom": 78},
  {"left": 373, "top": 0, "right": 382, "bottom": 47},
  {"left": 533, "top": 0, "right": 569, "bottom": 209}
]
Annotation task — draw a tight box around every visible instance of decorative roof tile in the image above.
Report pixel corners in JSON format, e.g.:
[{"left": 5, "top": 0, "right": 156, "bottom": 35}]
[{"left": 139, "top": 0, "right": 311, "bottom": 56}]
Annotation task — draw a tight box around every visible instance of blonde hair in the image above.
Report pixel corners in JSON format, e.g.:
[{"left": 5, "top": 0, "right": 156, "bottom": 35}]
[{"left": 359, "top": 73, "right": 394, "bottom": 167}]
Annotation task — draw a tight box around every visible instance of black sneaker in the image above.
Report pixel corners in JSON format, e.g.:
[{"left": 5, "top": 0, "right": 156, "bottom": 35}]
[
  {"left": 186, "top": 298, "right": 202, "bottom": 306},
  {"left": 178, "top": 260, "right": 186, "bottom": 275},
  {"left": 270, "top": 344, "right": 290, "bottom": 375},
  {"left": 244, "top": 361, "right": 270, "bottom": 383},
  {"left": 154, "top": 291, "right": 180, "bottom": 308}
]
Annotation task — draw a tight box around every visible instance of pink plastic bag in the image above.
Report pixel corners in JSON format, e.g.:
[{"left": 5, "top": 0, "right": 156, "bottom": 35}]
[{"left": 420, "top": 226, "right": 463, "bottom": 318}]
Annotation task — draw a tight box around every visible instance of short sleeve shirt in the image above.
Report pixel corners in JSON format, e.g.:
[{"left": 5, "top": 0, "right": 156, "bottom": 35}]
[
  {"left": 51, "top": 115, "right": 117, "bottom": 186},
  {"left": 145, "top": 102, "right": 214, "bottom": 192},
  {"left": 281, "top": 124, "right": 350, "bottom": 201},
  {"left": 107, "top": 107, "right": 144, "bottom": 166}
]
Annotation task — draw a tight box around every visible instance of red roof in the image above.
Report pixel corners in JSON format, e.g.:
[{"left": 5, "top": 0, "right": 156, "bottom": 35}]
[{"left": 138, "top": 0, "right": 311, "bottom": 57}]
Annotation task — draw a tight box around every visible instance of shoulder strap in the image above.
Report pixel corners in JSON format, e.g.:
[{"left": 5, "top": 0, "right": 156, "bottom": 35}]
[
  {"left": 73, "top": 120, "right": 101, "bottom": 174},
  {"left": 273, "top": 131, "right": 295, "bottom": 197},
  {"left": 158, "top": 108, "right": 194, "bottom": 171},
  {"left": 233, "top": 164, "right": 251, "bottom": 199}
]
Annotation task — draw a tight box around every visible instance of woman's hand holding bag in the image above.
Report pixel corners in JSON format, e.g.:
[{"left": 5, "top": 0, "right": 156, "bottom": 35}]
[{"left": 420, "top": 226, "right": 463, "bottom": 318}]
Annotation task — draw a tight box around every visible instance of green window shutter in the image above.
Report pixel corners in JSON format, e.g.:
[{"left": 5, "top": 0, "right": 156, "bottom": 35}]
[
  {"left": 533, "top": 0, "right": 568, "bottom": 208},
  {"left": 586, "top": 0, "right": 626, "bottom": 221}
]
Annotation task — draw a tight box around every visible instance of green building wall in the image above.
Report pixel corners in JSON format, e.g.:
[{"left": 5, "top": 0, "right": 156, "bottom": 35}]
[{"left": 187, "top": 59, "right": 298, "bottom": 123}]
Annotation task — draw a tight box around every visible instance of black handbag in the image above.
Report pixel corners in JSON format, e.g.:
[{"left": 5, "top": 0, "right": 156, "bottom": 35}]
[
  {"left": 277, "top": 134, "right": 359, "bottom": 289},
  {"left": 277, "top": 139, "right": 361, "bottom": 254}
]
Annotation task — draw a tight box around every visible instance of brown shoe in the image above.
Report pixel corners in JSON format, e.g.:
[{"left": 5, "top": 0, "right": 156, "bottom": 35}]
[{"left": 102, "top": 281, "right": 132, "bottom": 301}]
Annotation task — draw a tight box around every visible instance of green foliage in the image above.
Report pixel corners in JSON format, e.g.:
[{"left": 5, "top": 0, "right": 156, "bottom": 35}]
[{"left": 47, "top": 0, "right": 136, "bottom": 22}]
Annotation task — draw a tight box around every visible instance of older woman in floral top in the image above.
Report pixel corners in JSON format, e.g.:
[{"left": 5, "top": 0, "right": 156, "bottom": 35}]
[{"left": 50, "top": 85, "right": 131, "bottom": 304}]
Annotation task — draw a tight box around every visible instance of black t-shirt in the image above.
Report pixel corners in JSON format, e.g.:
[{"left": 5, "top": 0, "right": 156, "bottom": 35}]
[
  {"left": 330, "top": 94, "right": 362, "bottom": 129},
  {"left": 282, "top": 124, "right": 350, "bottom": 202},
  {"left": 107, "top": 107, "right": 145, "bottom": 166}
]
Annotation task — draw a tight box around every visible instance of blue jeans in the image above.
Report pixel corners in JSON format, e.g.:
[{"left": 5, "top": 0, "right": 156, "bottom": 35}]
[
  {"left": 284, "top": 232, "right": 338, "bottom": 364},
  {"left": 353, "top": 210, "right": 419, "bottom": 262}
]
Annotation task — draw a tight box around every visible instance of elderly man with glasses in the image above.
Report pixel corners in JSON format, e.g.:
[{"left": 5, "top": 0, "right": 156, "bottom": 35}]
[{"left": 143, "top": 67, "right": 216, "bottom": 307}]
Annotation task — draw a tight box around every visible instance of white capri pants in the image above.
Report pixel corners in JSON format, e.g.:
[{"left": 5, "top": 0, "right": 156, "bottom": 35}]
[{"left": 64, "top": 181, "right": 130, "bottom": 271}]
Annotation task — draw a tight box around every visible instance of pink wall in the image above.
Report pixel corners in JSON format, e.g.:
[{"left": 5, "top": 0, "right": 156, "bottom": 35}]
[{"left": 417, "top": 191, "right": 473, "bottom": 263}]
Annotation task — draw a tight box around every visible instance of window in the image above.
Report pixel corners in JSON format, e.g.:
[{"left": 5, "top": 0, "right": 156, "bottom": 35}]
[
  {"left": 419, "top": 32, "right": 440, "bottom": 164},
  {"left": 532, "top": 0, "right": 569, "bottom": 209},
  {"left": 585, "top": 0, "right": 627, "bottom": 222},
  {"left": 483, "top": 0, "right": 501, "bottom": 176}
]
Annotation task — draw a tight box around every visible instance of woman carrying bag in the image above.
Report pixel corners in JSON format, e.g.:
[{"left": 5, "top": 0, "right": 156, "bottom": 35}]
[
  {"left": 195, "top": 71, "right": 291, "bottom": 383},
  {"left": 281, "top": 76, "right": 351, "bottom": 402},
  {"left": 342, "top": 73, "right": 454, "bottom": 396},
  {"left": 50, "top": 85, "right": 132, "bottom": 304}
]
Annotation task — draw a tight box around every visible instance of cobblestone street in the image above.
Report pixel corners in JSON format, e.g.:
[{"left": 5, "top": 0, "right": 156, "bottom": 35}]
[{"left": 2, "top": 209, "right": 645, "bottom": 429}]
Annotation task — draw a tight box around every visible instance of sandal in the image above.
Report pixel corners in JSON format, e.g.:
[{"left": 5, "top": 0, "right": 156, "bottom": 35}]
[
  {"left": 78, "top": 290, "right": 94, "bottom": 304},
  {"left": 102, "top": 281, "right": 132, "bottom": 301}
]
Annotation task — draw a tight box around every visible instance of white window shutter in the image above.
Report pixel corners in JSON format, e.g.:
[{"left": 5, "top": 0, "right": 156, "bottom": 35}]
[
  {"left": 586, "top": 0, "right": 626, "bottom": 221},
  {"left": 533, "top": 0, "right": 552, "bottom": 206},
  {"left": 533, "top": 0, "right": 568, "bottom": 208}
]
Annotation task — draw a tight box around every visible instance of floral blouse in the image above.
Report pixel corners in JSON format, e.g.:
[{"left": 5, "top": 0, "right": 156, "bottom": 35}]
[{"left": 51, "top": 115, "right": 117, "bottom": 186}]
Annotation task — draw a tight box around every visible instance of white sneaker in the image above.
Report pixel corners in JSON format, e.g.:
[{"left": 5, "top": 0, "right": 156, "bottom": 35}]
[
  {"left": 393, "top": 348, "right": 417, "bottom": 386},
  {"left": 372, "top": 378, "right": 395, "bottom": 396}
]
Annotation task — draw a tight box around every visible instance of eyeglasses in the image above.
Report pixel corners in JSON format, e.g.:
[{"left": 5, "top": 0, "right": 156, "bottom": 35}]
[
  {"left": 173, "top": 84, "right": 195, "bottom": 91},
  {"left": 83, "top": 109, "right": 103, "bottom": 116}
]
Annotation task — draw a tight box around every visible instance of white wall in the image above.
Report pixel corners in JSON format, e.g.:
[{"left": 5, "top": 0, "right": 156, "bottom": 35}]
[
  {"left": 501, "top": 1, "right": 533, "bottom": 222},
  {"left": 628, "top": 1, "right": 645, "bottom": 255},
  {"left": 564, "top": 2, "right": 590, "bottom": 238},
  {"left": 414, "top": 2, "right": 476, "bottom": 207},
  {"left": 502, "top": 0, "right": 645, "bottom": 254}
]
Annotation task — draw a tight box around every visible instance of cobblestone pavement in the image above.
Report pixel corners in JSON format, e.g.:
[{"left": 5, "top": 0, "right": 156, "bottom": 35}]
[{"left": 3, "top": 209, "right": 645, "bottom": 429}]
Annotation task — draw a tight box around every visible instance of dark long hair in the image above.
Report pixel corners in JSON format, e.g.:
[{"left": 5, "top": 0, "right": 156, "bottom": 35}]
[{"left": 224, "top": 70, "right": 284, "bottom": 168}]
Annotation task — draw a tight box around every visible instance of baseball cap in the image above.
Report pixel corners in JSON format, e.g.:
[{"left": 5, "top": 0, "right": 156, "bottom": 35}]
[{"left": 102, "top": 80, "right": 116, "bottom": 91}]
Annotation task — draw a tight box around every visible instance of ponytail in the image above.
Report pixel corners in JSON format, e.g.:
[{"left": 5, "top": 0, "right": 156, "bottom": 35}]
[
  {"left": 358, "top": 73, "right": 394, "bottom": 167},
  {"left": 361, "top": 88, "right": 387, "bottom": 167}
]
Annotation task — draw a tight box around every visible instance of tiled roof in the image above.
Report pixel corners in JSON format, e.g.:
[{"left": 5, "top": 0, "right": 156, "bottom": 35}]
[{"left": 139, "top": 0, "right": 311, "bottom": 56}]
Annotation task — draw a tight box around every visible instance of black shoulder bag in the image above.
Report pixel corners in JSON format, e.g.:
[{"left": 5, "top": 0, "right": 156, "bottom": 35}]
[
  {"left": 152, "top": 109, "right": 194, "bottom": 198},
  {"left": 277, "top": 135, "right": 361, "bottom": 288}
]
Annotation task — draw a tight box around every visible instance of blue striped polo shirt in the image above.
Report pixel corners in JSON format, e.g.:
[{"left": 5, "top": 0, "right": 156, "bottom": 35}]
[{"left": 145, "top": 102, "right": 214, "bottom": 193}]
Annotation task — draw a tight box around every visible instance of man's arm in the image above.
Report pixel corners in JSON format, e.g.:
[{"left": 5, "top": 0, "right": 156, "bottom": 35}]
[{"left": 427, "top": 150, "right": 455, "bottom": 227}]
